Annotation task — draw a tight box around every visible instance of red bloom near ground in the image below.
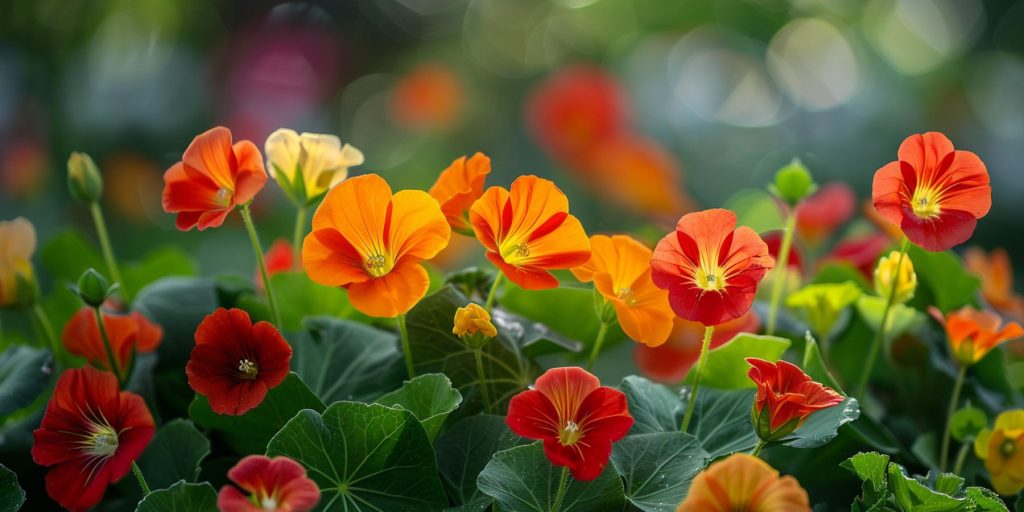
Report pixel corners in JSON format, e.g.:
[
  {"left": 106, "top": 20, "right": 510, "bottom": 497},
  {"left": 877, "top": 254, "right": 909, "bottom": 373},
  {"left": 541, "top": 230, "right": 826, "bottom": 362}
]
[
  {"left": 747, "top": 358, "right": 843, "bottom": 440},
  {"left": 31, "top": 367, "right": 155, "bottom": 512},
  {"left": 872, "top": 132, "right": 991, "bottom": 251},
  {"left": 185, "top": 308, "right": 292, "bottom": 415},
  {"left": 506, "top": 367, "right": 634, "bottom": 480},
  {"left": 218, "top": 455, "right": 321, "bottom": 512},
  {"left": 162, "top": 126, "right": 268, "bottom": 231},
  {"left": 635, "top": 310, "right": 760, "bottom": 383},
  {"left": 650, "top": 209, "right": 775, "bottom": 326},
  {"left": 62, "top": 307, "right": 163, "bottom": 376},
  {"left": 256, "top": 238, "right": 296, "bottom": 290}
]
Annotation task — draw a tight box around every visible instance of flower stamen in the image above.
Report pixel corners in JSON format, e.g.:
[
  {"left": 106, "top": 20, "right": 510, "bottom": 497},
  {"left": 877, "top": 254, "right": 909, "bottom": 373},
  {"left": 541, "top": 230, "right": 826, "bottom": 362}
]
[{"left": 238, "top": 359, "right": 258, "bottom": 379}]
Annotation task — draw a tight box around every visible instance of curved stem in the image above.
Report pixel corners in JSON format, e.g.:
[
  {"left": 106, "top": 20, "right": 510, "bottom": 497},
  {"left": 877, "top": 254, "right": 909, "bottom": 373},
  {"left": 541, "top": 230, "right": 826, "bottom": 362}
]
[
  {"left": 766, "top": 211, "right": 796, "bottom": 335},
  {"left": 952, "top": 441, "right": 971, "bottom": 476},
  {"left": 587, "top": 322, "right": 610, "bottom": 370},
  {"left": 93, "top": 306, "right": 124, "bottom": 384},
  {"left": 31, "top": 304, "right": 61, "bottom": 369},
  {"left": 474, "top": 348, "right": 493, "bottom": 413},
  {"left": 484, "top": 273, "right": 504, "bottom": 311},
  {"left": 90, "top": 203, "right": 128, "bottom": 302},
  {"left": 681, "top": 325, "right": 715, "bottom": 432},
  {"left": 551, "top": 466, "right": 570, "bottom": 512},
  {"left": 240, "top": 204, "right": 282, "bottom": 327},
  {"left": 751, "top": 439, "right": 767, "bottom": 458},
  {"left": 398, "top": 314, "right": 415, "bottom": 379},
  {"left": 940, "top": 364, "right": 968, "bottom": 471},
  {"left": 131, "top": 462, "right": 150, "bottom": 495},
  {"left": 292, "top": 205, "right": 307, "bottom": 271},
  {"left": 855, "top": 237, "right": 909, "bottom": 401}
]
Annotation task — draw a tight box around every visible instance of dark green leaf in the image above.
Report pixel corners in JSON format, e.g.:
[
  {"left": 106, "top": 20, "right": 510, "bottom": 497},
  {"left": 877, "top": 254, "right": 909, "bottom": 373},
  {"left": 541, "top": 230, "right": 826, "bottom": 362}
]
[
  {"left": 685, "top": 334, "right": 791, "bottom": 389},
  {"left": 907, "top": 246, "right": 980, "bottom": 313},
  {"left": 781, "top": 397, "right": 860, "bottom": 449},
  {"left": 950, "top": 406, "right": 987, "bottom": 442},
  {"left": 135, "top": 481, "right": 218, "bottom": 512},
  {"left": 689, "top": 388, "right": 757, "bottom": 457},
  {"left": 0, "top": 463, "right": 25, "bottom": 512},
  {"left": 122, "top": 246, "right": 197, "bottom": 297},
  {"left": 133, "top": 277, "right": 219, "bottom": 369},
  {"left": 933, "top": 473, "right": 964, "bottom": 496},
  {"left": 137, "top": 419, "right": 210, "bottom": 491},
  {"left": 39, "top": 229, "right": 105, "bottom": 283},
  {"left": 887, "top": 463, "right": 967, "bottom": 511},
  {"left": 435, "top": 415, "right": 528, "bottom": 508},
  {"left": 610, "top": 432, "right": 709, "bottom": 512},
  {"left": 491, "top": 308, "right": 583, "bottom": 356},
  {"left": 802, "top": 332, "right": 845, "bottom": 392},
  {"left": 620, "top": 376, "right": 683, "bottom": 435},
  {"left": 375, "top": 373, "right": 463, "bottom": 442},
  {"left": 270, "top": 272, "right": 367, "bottom": 331},
  {"left": 0, "top": 346, "right": 50, "bottom": 417},
  {"left": 499, "top": 285, "right": 618, "bottom": 356}
]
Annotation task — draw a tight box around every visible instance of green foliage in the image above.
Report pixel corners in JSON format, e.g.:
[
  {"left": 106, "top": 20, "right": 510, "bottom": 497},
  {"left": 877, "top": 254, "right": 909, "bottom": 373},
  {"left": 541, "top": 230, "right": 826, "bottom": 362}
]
[
  {"left": 610, "top": 432, "right": 709, "bottom": 512},
  {"left": 619, "top": 376, "right": 683, "bottom": 435},
  {"left": 375, "top": 373, "right": 463, "bottom": 442},
  {"left": 269, "top": 272, "right": 366, "bottom": 330},
  {"left": 39, "top": 229, "right": 106, "bottom": 283},
  {"left": 499, "top": 285, "right": 613, "bottom": 356},
  {"left": 950, "top": 406, "right": 988, "bottom": 442},
  {"left": 134, "top": 481, "right": 218, "bottom": 512},
  {"left": 435, "top": 414, "right": 528, "bottom": 509},
  {"left": 684, "top": 333, "right": 791, "bottom": 389},
  {"left": 906, "top": 246, "right": 981, "bottom": 313},
  {"left": 0, "top": 346, "right": 50, "bottom": 418},
  {"left": 136, "top": 419, "right": 210, "bottom": 491},
  {"left": 133, "top": 277, "right": 219, "bottom": 368},
  {"left": 723, "top": 188, "right": 785, "bottom": 232},
  {"left": 802, "top": 333, "right": 844, "bottom": 392},
  {"left": 0, "top": 464, "right": 25, "bottom": 512},
  {"left": 122, "top": 246, "right": 197, "bottom": 297}
]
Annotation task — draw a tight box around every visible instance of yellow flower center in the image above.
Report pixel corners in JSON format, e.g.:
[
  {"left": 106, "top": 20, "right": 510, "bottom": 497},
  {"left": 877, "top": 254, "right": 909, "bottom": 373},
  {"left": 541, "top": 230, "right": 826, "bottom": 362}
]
[
  {"left": 1001, "top": 438, "right": 1017, "bottom": 459},
  {"left": 559, "top": 420, "right": 581, "bottom": 446},
  {"left": 616, "top": 287, "right": 636, "bottom": 306},
  {"left": 910, "top": 186, "right": 942, "bottom": 219},
  {"left": 499, "top": 240, "right": 531, "bottom": 265},
  {"left": 238, "top": 359, "right": 259, "bottom": 380},
  {"left": 85, "top": 425, "right": 119, "bottom": 458},
  {"left": 364, "top": 252, "right": 393, "bottom": 277},
  {"left": 695, "top": 267, "right": 726, "bottom": 291}
]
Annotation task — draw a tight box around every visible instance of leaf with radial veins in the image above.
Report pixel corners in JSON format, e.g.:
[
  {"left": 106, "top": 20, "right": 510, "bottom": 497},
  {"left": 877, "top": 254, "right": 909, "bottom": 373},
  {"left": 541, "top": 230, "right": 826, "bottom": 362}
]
[
  {"left": 610, "top": 432, "right": 709, "bottom": 512},
  {"left": 374, "top": 373, "right": 463, "bottom": 442}
]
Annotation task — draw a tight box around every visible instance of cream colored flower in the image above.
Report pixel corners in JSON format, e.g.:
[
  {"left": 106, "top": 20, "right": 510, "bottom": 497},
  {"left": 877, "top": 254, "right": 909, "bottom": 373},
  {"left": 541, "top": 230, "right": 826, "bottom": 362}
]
[
  {"left": 265, "top": 129, "right": 364, "bottom": 203},
  {"left": 0, "top": 217, "right": 37, "bottom": 306}
]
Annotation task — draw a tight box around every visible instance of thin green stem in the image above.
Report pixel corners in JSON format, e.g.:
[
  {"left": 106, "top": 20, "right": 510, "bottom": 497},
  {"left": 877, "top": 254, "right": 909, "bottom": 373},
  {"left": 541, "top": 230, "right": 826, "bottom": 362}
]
[
  {"left": 551, "top": 466, "right": 570, "bottom": 512},
  {"left": 766, "top": 211, "right": 796, "bottom": 335},
  {"left": 587, "top": 322, "right": 610, "bottom": 370},
  {"left": 681, "top": 325, "right": 715, "bottom": 432},
  {"left": 93, "top": 307, "right": 124, "bottom": 384},
  {"left": 855, "top": 237, "right": 909, "bottom": 401},
  {"left": 240, "top": 204, "right": 282, "bottom": 327},
  {"left": 131, "top": 462, "right": 150, "bottom": 495},
  {"left": 484, "top": 273, "right": 504, "bottom": 311},
  {"left": 474, "top": 348, "right": 493, "bottom": 413},
  {"left": 398, "top": 314, "right": 415, "bottom": 379},
  {"left": 952, "top": 440, "right": 971, "bottom": 476},
  {"left": 31, "top": 304, "right": 61, "bottom": 369},
  {"left": 751, "top": 439, "right": 767, "bottom": 458},
  {"left": 90, "top": 202, "right": 128, "bottom": 302},
  {"left": 940, "top": 364, "right": 968, "bottom": 471},
  {"left": 292, "top": 205, "right": 307, "bottom": 271}
]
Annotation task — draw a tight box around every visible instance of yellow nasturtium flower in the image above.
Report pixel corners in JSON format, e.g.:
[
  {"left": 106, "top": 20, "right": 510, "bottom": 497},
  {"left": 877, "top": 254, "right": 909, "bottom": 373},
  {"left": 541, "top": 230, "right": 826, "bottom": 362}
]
[
  {"left": 0, "top": 217, "right": 38, "bottom": 307},
  {"left": 874, "top": 250, "right": 917, "bottom": 304},
  {"left": 975, "top": 410, "right": 1024, "bottom": 496},
  {"left": 265, "top": 128, "right": 364, "bottom": 204},
  {"left": 453, "top": 303, "right": 497, "bottom": 350}
]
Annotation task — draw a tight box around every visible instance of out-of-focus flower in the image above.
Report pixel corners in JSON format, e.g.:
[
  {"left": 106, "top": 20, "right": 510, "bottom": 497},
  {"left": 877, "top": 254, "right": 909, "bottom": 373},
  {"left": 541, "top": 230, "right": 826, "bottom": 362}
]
[
  {"left": 747, "top": 358, "right": 844, "bottom": 441},
  {"left": 102, "top": 152, "right": 164, "bottom": 223},
  {"left": 651, "top": 209, "right": 775, "bottom": 326},
  {"left": 303, "top": 174, "right": 450, "bottom": 317},
  {"left": 874, "top": 250, "right": 917, "bottom": 304},
  {"left": 218, "top": 455, "right": 321, "bottom": 512},
  {"left": 763, "top": 231, "right": 804, "bottom": 271},
  {"left": 469, "top": 175, "right": 590, "bottom": 290},
  {"left": 185, "top": 308, "right": 292, "bottom": 416},
  {"left": 863, "top": 199, "right": 904, "bottom": 241},
  {"left": 795, "top": 182, "right": 855, "bottom": 245},
  {"left": 162, "top": 126, "right": 268, "bottom": 231},
  {"left": 571, "top": 235, "right": 674, "bottom": 347},
  {"left": 634, "top": 310, "right": 760, "bottom": 383},
  {"left": 580, "top": 135, "right": 691, "bottom": 219},
  {"left": 31, "top": 367, "right": 154, "bottom": 512},
  {"left": 391, "top": 63, "right": 465, "bottom": 132},
  {"left": 264, "top": 129, "right": 363, "bottom": 205},
  {"left": 676, "top": 453, "right": 810, "bottom": 511},
  {"left": 67, "top": 151, "right": 103, "bottom": 204},
  {"left": 0, "top": 217, "right": 37, "bottom": 307},
  {"left": 786, "top": 282, "right": 862, "bottom": 340},
  {"left": 506, "top": 367, "right": 633, "bottom": 481},
  {"left": 429, "top": 153, "right": 491, "bottom": 233},
  {"left": 260, "top": 239, "right": 296, "bottom": 285},
  {"left": 965, "top": 247, "right": 1024, "bottom": 319},
  {"left": 824, "top": 233, "right": 890, "bottom": 280},
  {"left": 1, "top": 138, "right": 50, "bottom": 200},
  {"left": 62, "top": 307, "right": 163, "bottom": 377},
  {"left": 975, "top": 410, "right": 1024, "bottom": 496},
  {"left": 872, "top": 132, "right": 991, "bottom": 251},
  {"left": 930, "top": 306, "right": 1024, "bottom": 366}
]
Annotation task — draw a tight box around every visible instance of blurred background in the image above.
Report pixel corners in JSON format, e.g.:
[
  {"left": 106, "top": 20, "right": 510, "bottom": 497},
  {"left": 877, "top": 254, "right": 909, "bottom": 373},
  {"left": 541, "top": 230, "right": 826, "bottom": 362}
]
[{"left": 1, "top": 0, "right": 1023, "bottom": 278}]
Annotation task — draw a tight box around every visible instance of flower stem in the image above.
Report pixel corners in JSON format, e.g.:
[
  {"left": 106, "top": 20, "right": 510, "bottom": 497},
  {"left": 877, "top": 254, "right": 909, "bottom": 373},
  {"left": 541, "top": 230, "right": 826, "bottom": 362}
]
[
  {"left": 940, "top": 364, "right": 968, "bottom": 471},
  {"left": 751, "top": 439, "right": 767, "bottom": 458},
  {"left": 484, "top": 273, "right": 504, "bottom": 311},
  {"left": 474, "top": 348, "right": 492, "bottom": 413},
  {"left": 131, "top": 462, "right": 150, "bottom": 495},
  {"left": 31, "top": 303, "right": 61, "bottom": 369},
  {"left": 551, "top": 466, "right": 570, "bottom": 512},
  {"left": 855, "top": 237, "right": 909, "bottom": 401},
  {"left": 681, "top": 325, "right": 715, "bottom": 432},
  {"left": 398, "top": 314, "right": 416, "bottom": 379},
  {"left": 292, "top": 205, "right": 307, "bottom": 271},
  {"left": 93, "top": 306, "right": 124, "bottom": 384},
  {"left": 90, "top": 202, "right": 128, "bottom": 302},
  {"left": 240, "top": 204, "right": 282, "bottom": 327},
  {"left": 587, "top": 321, "right": 610, "bottom": 370},
  {"left": 766, "top": 211, "right": 796, "bottom": 335},
  {"left": 952, "top": 441, "right": 971, "bottom": 476}
]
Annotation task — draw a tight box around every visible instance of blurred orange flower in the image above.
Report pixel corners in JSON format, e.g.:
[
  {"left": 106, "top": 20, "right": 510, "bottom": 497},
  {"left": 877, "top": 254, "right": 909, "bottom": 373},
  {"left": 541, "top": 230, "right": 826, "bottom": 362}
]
[
  {"left": 930, "top": 306, "right": 1024, "bottom": 366},
  {"left": 0, "top": 217, "right": 36, "bottom": 307},
  {"left": 965, "top": 247, "right": 1024, "bottom": 319},
  {"left": 429, "top": 153, "right": 491, "bottom": 233},
  {"left": 469, "top": 175, "right": 590, "bottom": 290},
  {"left": 584, "top": 135, "right": 691, "bottom": 219},
  {"left": 795, "top": 182, "right": 855, "bottom": 245},
  {"left": 62, "top": 307, "right": 163, "bottom": 377},
  {"left": 391, "top": 63, "right": 464, "bottom": 132},
  {"left": 677, "top": 453, "right": 810, "bottom": 512},
  {"left": 303, "top": 174, "right": 450, "bottom": 317},
  {"left": 634, "top": 310, "right": 759, "bottom": 383}
]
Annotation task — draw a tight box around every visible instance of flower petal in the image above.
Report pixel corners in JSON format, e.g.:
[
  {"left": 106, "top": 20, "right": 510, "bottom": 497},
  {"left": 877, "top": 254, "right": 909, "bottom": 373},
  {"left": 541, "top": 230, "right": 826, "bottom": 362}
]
[{"left": 345, "top": 260, "right": 430, "bottom": 317}]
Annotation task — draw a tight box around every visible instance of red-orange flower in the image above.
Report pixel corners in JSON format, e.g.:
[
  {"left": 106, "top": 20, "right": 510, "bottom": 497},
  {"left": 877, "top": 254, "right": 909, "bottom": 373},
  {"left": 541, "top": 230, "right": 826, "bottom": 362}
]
[
  {"left": 930, "top": 306, "right": 1024, "bottom": 366},
  {"left": 650, "top": 209, "right": 775, "bottom": 326},
  {"left": 469, "top": 175, "right": 590, "bottom": 290},
  {"left": 256, "top": 238, "right": 296, "bottom": 291},
  {"left": 635, "top": 310, "right": 760, "bottom": 383},
  {"left": 576, "top": 135, "right": 691, "bottom": 219},
  {"left": 747, "top": 358, "right": 843, "bottom": 441},
  {"left": 391, "top": 63, "right": 464, "bottom": 132},
  {"left": 965, "top": 247, "right": 1024, "bottom": 319},
  {"left": 677, "top": 454, "right": 810, "bottom": 512},
  {"left": 428, "top": 152, "right": 491, "bottom": 232},
  {"left": 62, "top": 307, "right": 163, "bottom": 377},
  {"left": 186, "top": 308, "right": 292, "bottom": 415},
  {"left": 506, "top": 367, "right": 633, "bottom": 480},
  {"left": 824, "top": 233, "right": 890, "bottom": 280},
  {"left": 872, "top": 132, "right": 991, "bottom": 251},
  {"left": 162, "top": 126, "right": 268, "bottom": 231},
  {"left": 795, "top": 182, "right": 855, "bottom": 245},
  {"left": 763, "top": 231, "right": 803, "bottom": 271},
  {"left": 218, "top": 455, "right": 321, "bottom": 512},
  {"left": 303, "top": 174, "right": 451, "bottom": 317},
  {"left": 32, "top": 367, "right": 155, "bottom": 512}
]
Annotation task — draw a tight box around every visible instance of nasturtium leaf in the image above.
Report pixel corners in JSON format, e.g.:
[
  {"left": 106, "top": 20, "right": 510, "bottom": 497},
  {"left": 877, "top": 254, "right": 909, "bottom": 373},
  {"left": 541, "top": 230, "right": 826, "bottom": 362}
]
[
  {"left": 134, "top": 480, "right": 218, "bottom": 512},
  {"left": 933, "top": 472, "right": 964, "bottom": 496},
  {"left": 855, "top": 295, "right": 922, "bottom": 337},
  {"left": 189, "top": 372, "right": 325, "bottom": 454},
  {"left": 39, "top": 229, "right": 105, "bottom": 284},
  {"left": 0, "top": 346, "right": 50, "bottom": 417},
  {"left": 266, "top": 401, "right": 448, "bottom": 511},
  {"left": 0, "top": 463, "right": 25, "bottom": 512},
  {"left": 499, "top": 285, "right": 618, "bottom": 356},
  {"left": 490, "top": 308, "right": 583, "bottom": 356},
  {"left": 477, "top": 443, "right": 625, "bottom": 512},
  {"left": 619, "top": 376, "right": 683, "bottom": 435},
  {"left": 270, "top": 272, "right": 367, "bottom": 330},
  {"left": 780, "top": 397, "right": 860, "bottom": 449},
  {"left": 122, "top": 246, "right": 197, "bottom": 297},
  {"left": 610, "top": 432, "right": 709, "bottom": 512},
  {"left": 685, "top": 334, "right": 791, "bottom": 389},
  {"left": 801, "top": 333, "right": 844, "bottom": 392},
  {"left": 906, "top": 245, "right": 980, "bottom": 313},
  {"left": 887, "top": 463, "right": 967, "bottom": 511},
  {"left": 687, "top": 388, "right": 757, "bottom": 457},
  {"left": 375, "top": 373, "right": 463, "bottom": 442},
  {"left": 136, "top": 419, "right": 210, "bottom": 491},
  {"left": 950, "top": 406, "right": 987, "bottom": 442},
  {"left": 133, "top": 277, "right": 219, "bottom": 368},
  {"left": 966, "top": 486, "right": 1010, "bottom": 511},
  {"left": 290, "top": 316, "right": 406, "bottom": 403},
  {"left": 841, "top": 451, "right": 890, "bottom": 510},
  {"left": 435, "top": 415, "right": 529, "bottom": 509}
]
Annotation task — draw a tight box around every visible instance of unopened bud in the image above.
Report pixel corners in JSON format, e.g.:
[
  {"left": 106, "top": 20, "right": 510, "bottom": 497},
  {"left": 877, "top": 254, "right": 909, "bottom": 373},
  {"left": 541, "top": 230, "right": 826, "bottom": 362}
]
[
  {"left": 67, "top": 152, "right": 103, "bottom": 204},
  {"left": 73, "top": 268, "right": 117, "bottom": 308}
]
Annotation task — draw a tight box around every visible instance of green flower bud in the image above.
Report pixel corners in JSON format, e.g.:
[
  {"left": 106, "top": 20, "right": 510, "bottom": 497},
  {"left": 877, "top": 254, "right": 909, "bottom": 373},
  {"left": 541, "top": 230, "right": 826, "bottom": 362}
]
[
  {"left": 769, "top": 158, "right": 817, "bottom": 206},
  {"left": 73, "top": 268, "right": 117, "bottom": 307},
  {"left": 67, "top": 152, "right": 103, "bottom": 204}
]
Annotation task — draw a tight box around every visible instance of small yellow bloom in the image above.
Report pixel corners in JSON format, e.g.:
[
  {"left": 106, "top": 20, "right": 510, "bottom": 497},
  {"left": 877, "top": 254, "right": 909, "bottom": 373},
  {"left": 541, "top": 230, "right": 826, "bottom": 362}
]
[
  {"left": 453, "top": 303, "right": 497, "bottom": 339},
  {"left": 975, "top": 410, "right": 1024, "bottom": 495},
  {"left": 874, "top": 250, "right": 916, "bottom": 304},
  {"left": 265, "top": 128, "right": 364, "bottom": 204},
  {"left": 0, "top": 217, "right": 37, "bottom": 307}
]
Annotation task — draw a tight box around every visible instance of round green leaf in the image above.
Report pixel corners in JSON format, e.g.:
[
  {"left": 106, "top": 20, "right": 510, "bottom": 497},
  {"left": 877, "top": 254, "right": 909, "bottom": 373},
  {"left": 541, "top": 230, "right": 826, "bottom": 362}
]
[
  {"left": 435, "top": 414, "right": 529, "bottom": 508},
  {"left": 950, "top": 406, "right": 987, "bottom": 442},
  {"left": 136, "top": 419, "right": 210, "bottom": 491},
  {"left": 684, "top": 334, "right": 791, "bottom": 389},
  {"left": 375, "top": 373, "right": 463, "bottom": 442},
  {"left": 610, "top": 432, "right": 709, "bottom": 512},
  {"left": 135, "top": 481, "right": 217, "bottom": 512}
]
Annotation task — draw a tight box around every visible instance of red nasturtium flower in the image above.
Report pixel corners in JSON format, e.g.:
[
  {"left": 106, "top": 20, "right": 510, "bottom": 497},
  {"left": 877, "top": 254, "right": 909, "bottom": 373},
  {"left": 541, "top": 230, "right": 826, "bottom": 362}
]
[
  {"left": 469, "top": 175, "right": 591, "bottom": 290},
  {"left": 32, "top": 367, "right": 155, "bottom": 511},
  {"left": 428, "top": 152, "right": 491, "bottom": 233},
  {"left": 824, "top": 233, "right": 890, "bottom": 280},
  {"left": 872, "top": 132, "right": 991, "bottom": 251},
  {"left": 650, "top": 209, "right": 775, "bottom": 326},
  {"left": 256, "top": 238, "right": 296, "bottom": 290},
  {"left": 929, "top": 306, "right": 1024, "bottom": 366},
  {"left": 218, "top": 455, "right": 321, "bottom": 512},
  {"left": 62, "top": 307, "right": 163, "bottom": 376},
  {"left": 302, "top": 174, "right": 451, "bottom": 317},
  {"left": 635, "top": 310, "right": 760, "bottom": 383},
  {"left": 795, "top": 182, "right": 855, "bottom": 245},
  {"left": 677, "top": 453, "right": 811, "bottom": 512},
  {"left": 186, "top": 308, "right": 292, "bottom": 415},
  {"left": 747, "top": 358, "right": 844, "bottom": 441},
  {"left": 506, "top": 367, "right": 634, "bottom": 480}
]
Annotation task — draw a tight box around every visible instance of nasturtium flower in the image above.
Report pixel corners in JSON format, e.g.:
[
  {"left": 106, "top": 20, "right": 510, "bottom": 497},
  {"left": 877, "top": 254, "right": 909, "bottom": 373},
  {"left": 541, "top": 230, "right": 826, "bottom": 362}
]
[
  {"left": 0, "top": 217, "right": 37, "bottom": 307},
  {"left": 929, "top": 306, "right": 1024, "bottom": 366},
  {"left": 302, "top": 174, "right": 451, "bottom": 317},
  {"left": 786, "top": 282, "right": 862, "bottom": 340},
  {"left": 162, "top": 126, "right": 268, "bottom": 231},
  {"left": 62, "top": 307, "right": 163, "bottom": 376},
  {"left": 795, "top": 182, "right": 855, "bottom": 245},
  {"left": 824, "top": 233, "right": 890, "bottom": 280},
  {"left": 747, "top": 358, "right": 844, "bottom": 442},
  {"left": 571, "top": 234, "right": 674, "bottom": 347},
  {"left": 650, "top": 209, "right": 775, "bottom": 326},
  {"left": 506, "top": 367, "right": 633, "bottom": 480},
  {"left": 872, "top": 132, "right": 991, "bottom": 251},
  {"left": 965, "top": 247, "right": 1024, "bottom": 319},
  {"left": 185, "top": 308, "right": 292, "bottom": 416},
  {"left": 218, "top": 455, "right": 321, "bottom": 512},
  {"left": 453, "top": 303, "right": 497, "bottom": 338},
  {"left": 256, "top": 239, "right": 296, "bottom": 291},
  {"left": 975, "top": 410, "right": 1024, "bottom": 496},
  {"left": 429, "top": 152, "right": 491, "bottom": 233},
  {"left": 264, "top": 128, "right": 363, "bottom": 205},
  {"left": 391, "top": 63, "right": 465, "bottom": 132},
  {"left": 677, "top": 453, "right": 810, "bottom": 512},
  {"left": 874, "top": 250, "right": 917, "bottom": 304},
  {"left": 32, "top": 367, "right": 155, "bottom": 512},
  {"left": 469, "top": 175, "right": 590, "bottom": 290},
  {"left": 634, "top": 310, "right": 759, "bottom": 383}
]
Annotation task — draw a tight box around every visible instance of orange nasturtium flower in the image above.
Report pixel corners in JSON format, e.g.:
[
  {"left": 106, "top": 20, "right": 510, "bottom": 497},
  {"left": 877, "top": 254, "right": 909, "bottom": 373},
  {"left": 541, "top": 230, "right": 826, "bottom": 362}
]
[
  {"left": 0, "top": 217, "right": 37, "bottom": 307},
  {"left": 965, "top": 247, "right": 1024, "bottom": 319},
  {"left": 872, "top": 132, "right": 991, "bottom": 251},
  {"left": 930, "top": 306, "right": 1024, "bottom": 366},
  {"left": 469, "top": 175, "right": 591, "bottom": 290},
  {"left": 571, "top": 234, "right": 675, "bottom": 347},
  {"left": 302, "top": 174, "right": 451, "bottom": 317},
  {"left": 677, "top": 453, "right": 811, "bottom": 512},
  {"left": 429, "top": 152, "right": 491, "bottom": 233},
  {"left": 975, "top": 410, "right": 1024, "bottom": 496},
  {"left": 634, "top": 310, "right": 760, "bottom": 383},
  {"left": 62, "top": 307, "right": 163, "bottom": 377}
]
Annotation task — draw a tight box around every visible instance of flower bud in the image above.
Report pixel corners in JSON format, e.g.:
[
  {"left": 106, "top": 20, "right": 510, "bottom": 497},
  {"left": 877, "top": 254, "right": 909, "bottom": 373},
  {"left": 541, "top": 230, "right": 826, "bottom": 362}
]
[
  {"left": 747, "top": 358, "right": 843, "bottom": 443},
  {"left": 73, "top": 268, "right": 117, "bottom": 308},
  {"left": 769, "top": 158, "right": 817, "bottom": 206},
  {"left": 874, "top": 251, "right": 916, "bottom": 304},
  {"left": 453, "top": 303, "right": 497, "bottom": 350},
  {"left": 67, "top": 152, "right": 103, "bottom": 204}
]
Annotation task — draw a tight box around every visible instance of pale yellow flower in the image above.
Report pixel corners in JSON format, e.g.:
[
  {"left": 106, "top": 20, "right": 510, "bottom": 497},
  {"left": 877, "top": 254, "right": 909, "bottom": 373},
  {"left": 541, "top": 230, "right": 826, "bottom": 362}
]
[{"left": 265, "top": 129, "right": 363, "bottom": 203}]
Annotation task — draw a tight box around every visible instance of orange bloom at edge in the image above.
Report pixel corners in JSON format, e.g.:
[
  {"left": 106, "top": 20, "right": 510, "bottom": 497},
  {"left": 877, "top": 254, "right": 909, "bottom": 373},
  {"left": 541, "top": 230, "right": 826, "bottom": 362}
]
[
  {"left": 62, "top": 307, "right": 163, "bottom": 377},
  {"left": 677, "top": 453, "right": 810, "bottom": 512},
  {"left": 965, "top": 247, "right": 1024, "bottom": 319},
  {"left": 302, "top": 174, "right": 451, "bottom": 317},
  {"left": 429, "top": 152, "right": 491, "bottom": 233},
  {"left": 930, "top": 306, "right": 1024, "bottom": 366}
]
